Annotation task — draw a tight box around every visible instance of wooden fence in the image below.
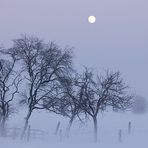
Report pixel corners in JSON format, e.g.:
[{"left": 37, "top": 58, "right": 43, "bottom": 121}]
[{"left": 4, "top": 126, "right": 48, "bottom": 141}]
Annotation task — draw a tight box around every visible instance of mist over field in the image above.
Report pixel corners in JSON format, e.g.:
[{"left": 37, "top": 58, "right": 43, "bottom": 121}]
[
  {"left": 0, "top": 0, "right": 148, "bottom": 148},
  {"left": 1, "top": 110, "right": 148, "bottom": 148}
]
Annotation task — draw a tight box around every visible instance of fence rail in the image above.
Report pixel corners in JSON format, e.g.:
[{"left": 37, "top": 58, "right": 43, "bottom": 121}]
[{"left": 3, "top": 127, "right": 48, "bottom": 141}]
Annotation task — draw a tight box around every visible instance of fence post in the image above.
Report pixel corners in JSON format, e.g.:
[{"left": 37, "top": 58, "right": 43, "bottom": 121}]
[
  {"left": 128, "top": 121, "right": 131, "bottom": 135},
  {"left": 27, "top": 125, "right": 31, "bottom": 142},
  {"left": 59, "top": 129, "right": 63, "bottom": 142},
  {"left": 118, "top": 129, "right": 122, "bottom": 143},
  {"left": 12, "top": 127, "right": 17, "bottom": 140},
  {"left": 55, "top": 121, "right": 60, "bottom": 135}
]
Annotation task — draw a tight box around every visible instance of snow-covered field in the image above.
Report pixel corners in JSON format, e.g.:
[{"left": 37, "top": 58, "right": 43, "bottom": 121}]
[{"left": 1, "top": 110, "right": 148, "bottom": 148}]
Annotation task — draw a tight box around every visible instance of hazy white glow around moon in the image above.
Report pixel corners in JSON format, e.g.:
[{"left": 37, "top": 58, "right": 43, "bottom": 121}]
[{"left": 88, "top": 16, "right": 96, "bottom": 23}]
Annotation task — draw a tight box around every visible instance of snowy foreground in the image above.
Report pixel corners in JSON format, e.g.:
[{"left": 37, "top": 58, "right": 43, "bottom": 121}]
[
  {"left": 1, "top": 110, "right": 148, "bottom": 148},
  {"left": 1, "top": 139, "right": 147, "bottom": 148}
]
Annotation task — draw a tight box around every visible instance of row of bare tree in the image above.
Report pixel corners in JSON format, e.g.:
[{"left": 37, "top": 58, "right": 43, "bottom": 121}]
[{"left": 0, "top": 35, "right": 133, "bottom": 142}]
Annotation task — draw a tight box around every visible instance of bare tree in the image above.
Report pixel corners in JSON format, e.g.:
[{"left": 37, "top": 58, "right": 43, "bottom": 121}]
[
  {"left": 8, "top": 35, "right": 73, "bottom": 139},
  {"left": 0, "top": 51, "right": 21, "bottom": 137},
  {"left": 46, "top": 74, "right": 85, "bottom": 136},
  {"left": 73, "top": 68, "right": 133, "bottom": 143}
]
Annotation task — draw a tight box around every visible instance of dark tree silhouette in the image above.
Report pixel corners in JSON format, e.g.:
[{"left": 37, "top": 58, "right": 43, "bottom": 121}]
[
  {"left": 73, "top": 68, "right": 133, "bottom": 143},
  {"left": 0, "top": 51, "right": 21, "bottom": 137},
  {"left": 8, "top": 35, "right": 73, "bottom": 139}
]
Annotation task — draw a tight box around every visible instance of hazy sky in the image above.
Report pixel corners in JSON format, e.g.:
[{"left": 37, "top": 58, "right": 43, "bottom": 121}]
[{"left": 0, "top": 0, "right": 148, "bottom": 97}]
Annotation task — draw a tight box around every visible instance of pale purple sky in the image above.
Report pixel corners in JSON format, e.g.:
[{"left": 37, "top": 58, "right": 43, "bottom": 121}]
[{"left": 0, "top": 0, "right": 148, "bottom": 97}]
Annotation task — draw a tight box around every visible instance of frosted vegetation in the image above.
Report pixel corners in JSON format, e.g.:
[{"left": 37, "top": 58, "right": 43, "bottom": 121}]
[{"left": 0, "top": 35, "right": 147, "bottom": 147}]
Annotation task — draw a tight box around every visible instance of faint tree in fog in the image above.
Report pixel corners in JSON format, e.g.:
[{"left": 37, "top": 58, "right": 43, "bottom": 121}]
[
  {"left": 74, "top": 68, "right": 133, "bottom": 143},
  {"left": 132, "top": 95, "right": 148, "bottom": 114},
  {"left": 8, "top": 35, "right": 73, "bottom": 139},
  {"left": 45, "top": 73, "right": 86, "bottom": 136},
  {"left": 0, "top": 50, "right": 21, "bottom": 136},
  {"left": 61, "top": 75, "right": 84, "bottom": 136}
]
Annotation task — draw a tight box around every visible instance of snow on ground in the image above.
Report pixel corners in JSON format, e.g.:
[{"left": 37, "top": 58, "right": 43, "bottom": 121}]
[{"left": 1, "top": 110, "right": 148, "bottom": 148}]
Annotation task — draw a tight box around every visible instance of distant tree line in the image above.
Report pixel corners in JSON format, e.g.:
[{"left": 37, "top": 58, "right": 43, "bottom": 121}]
[{"left": 0, "top": 35, "right": 133, "bottom": 142}]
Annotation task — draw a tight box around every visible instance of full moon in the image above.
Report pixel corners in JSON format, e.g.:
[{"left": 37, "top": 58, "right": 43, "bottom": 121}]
[{"left": 88, "top": 16, "right": 96, "bottom": 24}]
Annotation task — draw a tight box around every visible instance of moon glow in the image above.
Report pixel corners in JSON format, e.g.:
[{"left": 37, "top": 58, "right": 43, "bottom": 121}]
[{"left": 88, "top": 16, "right": 96, "bottom": 24}]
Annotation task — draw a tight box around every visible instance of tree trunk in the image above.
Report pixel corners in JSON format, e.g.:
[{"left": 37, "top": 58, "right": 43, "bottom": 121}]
[
  {"left": 27, "top": 125, "right": 31, "bottom": 142},
  {"left": 21, "top": 111, "right": 31, "bottom": 140},
  {"left": 66, "top": 117, "right": 74, "bottom": 138},
  {"left": 93, "top": 116, "right": 98, "bottom": 143},
  {"left": 0, "top": 117, "right": 6, "bottom": 137},
  {"left": 54, "top": 121, "right": 61, "bottom": 135}
]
